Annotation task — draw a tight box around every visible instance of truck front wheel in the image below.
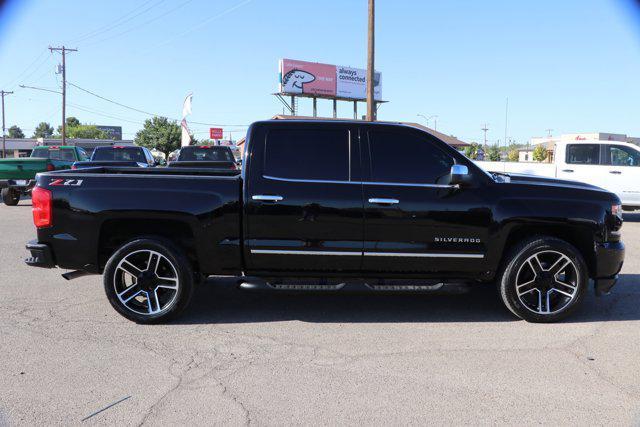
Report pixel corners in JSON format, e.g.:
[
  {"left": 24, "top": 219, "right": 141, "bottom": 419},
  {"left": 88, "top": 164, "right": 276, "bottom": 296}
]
[
  {"left": 498, "top": 236, "right": 588, "bottom": 323},
  {"left": 1, "top": 188, "right": 20, "bottom": 206},
  {"left": 103, "top": 238, "right": 195, "bottom": 324}
]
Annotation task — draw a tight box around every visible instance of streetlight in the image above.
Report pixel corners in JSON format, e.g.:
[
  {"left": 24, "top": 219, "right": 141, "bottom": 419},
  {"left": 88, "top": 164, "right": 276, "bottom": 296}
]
[{"left": 417, "top": 114, "right": 438, "bottom": 130}]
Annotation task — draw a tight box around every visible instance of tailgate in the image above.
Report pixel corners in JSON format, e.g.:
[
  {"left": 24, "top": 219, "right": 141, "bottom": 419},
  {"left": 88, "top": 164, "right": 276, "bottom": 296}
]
[{"left": 0, "top": 158, "right": 48, "bottom": 180}]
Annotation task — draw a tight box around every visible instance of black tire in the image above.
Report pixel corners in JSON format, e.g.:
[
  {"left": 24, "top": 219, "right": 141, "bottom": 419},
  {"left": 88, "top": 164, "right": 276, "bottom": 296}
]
[
  {"left": 103, "top": 237, "right": 194, "bottom": 324},
  {"left": 497, "top": 236, "right": 588, "bottom": 323},
  {"left": 1, "top": 188, "right": 20, "bottom": 206}
]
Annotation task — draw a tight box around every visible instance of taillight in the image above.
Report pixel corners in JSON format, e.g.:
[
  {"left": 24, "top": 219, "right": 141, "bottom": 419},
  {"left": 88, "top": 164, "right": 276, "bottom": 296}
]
[
  {"left": 46, "top": 163, "right": 55, "bottom": 171},
  {"left": 32, "top": 187, "right": 52, "bottom": 228}
]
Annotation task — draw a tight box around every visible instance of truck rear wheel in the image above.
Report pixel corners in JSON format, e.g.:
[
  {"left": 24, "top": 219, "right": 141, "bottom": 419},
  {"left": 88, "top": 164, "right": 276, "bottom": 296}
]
[
  {"left": 498, "top": 236, "right": 588, "bottom": 323},
  {"left": 103, "top": 238, "right": 194, "bottom": 324},
  {"left": 1, "top": 188, "right": 20, "bottom": 206}
]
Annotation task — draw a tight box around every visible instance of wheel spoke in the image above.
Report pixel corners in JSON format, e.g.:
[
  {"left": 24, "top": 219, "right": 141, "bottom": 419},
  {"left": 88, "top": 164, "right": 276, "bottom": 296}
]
[
  {"left": 553, "top": 279, "right": 577, "bottom": 294},
  {"left": 528, "top": 255, "right": 544, "bottom": 277},
  {"left": 517, "top": 279, "right": 537, "bottom": 296},
  {"left": 118, "top": 284, "right": 142, "bottom": 303},
  {"left": 119, "top": 260, "right": 143, "bottom": 277},
  {"left": 548, "top": 256, "right": 570, "bottom": 276}
]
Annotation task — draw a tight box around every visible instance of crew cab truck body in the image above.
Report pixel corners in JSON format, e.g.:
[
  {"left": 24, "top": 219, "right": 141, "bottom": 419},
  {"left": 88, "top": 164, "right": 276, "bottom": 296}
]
[
  {"left": 475, "top": 140, "right": 640, "bottom": 210},
  {"left": 0, "top": 145, "right": 88, "bottom": 205},
  {"left": 25, "top": 120, "right": 624, "bottom": 323}
]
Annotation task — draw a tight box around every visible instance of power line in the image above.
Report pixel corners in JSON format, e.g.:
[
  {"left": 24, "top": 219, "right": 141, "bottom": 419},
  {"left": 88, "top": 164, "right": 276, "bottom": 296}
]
[
  {"left": 82, "top": 0, "right": 194, "bottom": 47},
  {"left": 3, "top": 50, "right": 51, "bottom": 90},
  {"left": 67, "top": 81, "right": 249, "bottom": 127},
  {"left": 70, "top": 0, "right": 166, "bottom": 44}
]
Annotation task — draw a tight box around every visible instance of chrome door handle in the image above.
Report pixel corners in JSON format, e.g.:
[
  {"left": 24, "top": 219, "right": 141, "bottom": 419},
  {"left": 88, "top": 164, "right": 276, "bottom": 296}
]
[
  {"left": 609, "top": 170, "right": 622, "bottom": 174},
  {"left": 562, "top": 169, "right": 574, "bottom": 173},
  {"left": 252, "top": 195, "right": 283, "bottom": 202},
  {"left": 368, "top": 198, "right": 399, "bottom": 205}
]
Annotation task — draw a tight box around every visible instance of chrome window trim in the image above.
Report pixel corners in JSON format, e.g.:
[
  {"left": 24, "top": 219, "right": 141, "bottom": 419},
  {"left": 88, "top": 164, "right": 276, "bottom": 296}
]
[
  {"left": 263, "top": 174, "right": 455, "bottom": 189},
  {"left": 363, "top": 252, "right": 484, "bottom": 258},
  {"left": 251, "top": 249, "right": 361, "bottom": 256},
  {"left": 251, "top": 249, "right": 483, "bottom": 259}
]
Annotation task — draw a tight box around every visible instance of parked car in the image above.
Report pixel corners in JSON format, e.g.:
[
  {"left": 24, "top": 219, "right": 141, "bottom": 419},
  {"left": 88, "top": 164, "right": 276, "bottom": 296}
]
[
  {"left": 0, "top": 145, "right": 88, "bottom": 205},
  {"left": 72, "top": 145, "right": 158, "bottom": 169},
  {"left": 25, "top": 120, "right": 624, "bottom": 324},
  {"left": 475, "top": 140, "right": 640, "bottom": 210},
  {"left": 168, "top": 145, "right": 239, "bottom": 169}
]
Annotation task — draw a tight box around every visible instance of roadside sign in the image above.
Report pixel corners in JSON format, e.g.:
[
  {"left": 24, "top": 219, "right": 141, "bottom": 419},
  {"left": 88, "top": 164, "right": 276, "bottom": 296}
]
[{"left": 210, "top": 128, "right": 223, "bottom": 139}]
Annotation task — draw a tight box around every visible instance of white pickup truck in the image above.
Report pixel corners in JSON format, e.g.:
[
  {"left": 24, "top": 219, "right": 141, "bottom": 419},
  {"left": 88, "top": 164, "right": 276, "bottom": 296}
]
[{"left": 475, "top": 139, "right": 640, "bottom": 209}]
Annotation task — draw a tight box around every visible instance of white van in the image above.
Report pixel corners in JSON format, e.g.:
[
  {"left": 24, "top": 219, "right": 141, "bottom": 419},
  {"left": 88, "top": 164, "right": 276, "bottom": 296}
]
[{"left": 475, "top": 140, "right": 640, "bottom": 209}]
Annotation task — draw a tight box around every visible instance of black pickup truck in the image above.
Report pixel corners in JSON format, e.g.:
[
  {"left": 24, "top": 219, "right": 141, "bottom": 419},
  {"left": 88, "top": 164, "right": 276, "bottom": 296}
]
[
  {"left": 168, "top": 145, "right": 239, "bottom": 170},
  {"left": 25, "top": 120, "right": 624, "bottom": 324}
]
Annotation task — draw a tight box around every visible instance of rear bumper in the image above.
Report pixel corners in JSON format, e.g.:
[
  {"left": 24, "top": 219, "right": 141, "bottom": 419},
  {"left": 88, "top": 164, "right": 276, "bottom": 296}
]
[
  {"left": 25, "top": 240, "right": 56, "bottom": 269},
  {"left": 594, "top": 241, "right": 625, "bottom": 296},
  {"left": 0, "top": 179, "right": 35, "bottom": 191}
]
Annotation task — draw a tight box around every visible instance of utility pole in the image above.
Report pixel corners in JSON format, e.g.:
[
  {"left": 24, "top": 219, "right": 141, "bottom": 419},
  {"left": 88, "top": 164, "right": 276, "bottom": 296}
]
[
  {"left": 545, "top": 128, "right": 553, "bottom": 137},
  {"left": 1, "top": 90, "right": 13, "bottom": 158},
  {"left": 481, "top": 124, "right": 489, "bottom": 151},
  {"left": 49, "top": 46, "right": 77, "bottom": 145},
  {"left": 504, "top": 97, "right": 509, "bottom": 148},
  {"left": 366, "top": 0, "right": 376, "bottom": 121}
]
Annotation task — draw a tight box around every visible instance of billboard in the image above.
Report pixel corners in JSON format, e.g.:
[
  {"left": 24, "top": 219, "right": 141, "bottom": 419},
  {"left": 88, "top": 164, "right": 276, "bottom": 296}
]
[
  {"left": 336, "top": 66, "right": 381, "bottom": 101},
  {"left": 209, "top": 128, "right": 223, "bottom": 139},
  {"left": 96, "top": 125, "right": 122, "bottom": 140},
  {"left": 278, "top": 59, "right": 382, "bottom": 101}
]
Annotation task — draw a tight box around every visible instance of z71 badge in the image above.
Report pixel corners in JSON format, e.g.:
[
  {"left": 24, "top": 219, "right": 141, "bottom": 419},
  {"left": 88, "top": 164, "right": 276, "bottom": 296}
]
[{"left": 50, "top": 179, "right": 83, "bottom": 187}]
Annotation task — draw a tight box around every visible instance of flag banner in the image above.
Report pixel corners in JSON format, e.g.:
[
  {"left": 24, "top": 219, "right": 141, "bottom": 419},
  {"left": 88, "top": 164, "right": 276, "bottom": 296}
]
[{"left": 181, "top": 119, "right": 191, "bottom": 147}]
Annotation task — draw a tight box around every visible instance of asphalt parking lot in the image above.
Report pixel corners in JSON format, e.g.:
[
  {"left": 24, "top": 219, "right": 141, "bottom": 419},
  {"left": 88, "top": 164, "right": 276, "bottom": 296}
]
[{"left": 1, "top": 199, "right": 639, "bottom": 425}]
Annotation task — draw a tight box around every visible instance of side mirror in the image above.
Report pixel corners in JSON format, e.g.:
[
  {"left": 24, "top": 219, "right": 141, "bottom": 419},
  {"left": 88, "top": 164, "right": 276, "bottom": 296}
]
[{"left": 450, "top": 164, "right": 470, "bottom": 186}]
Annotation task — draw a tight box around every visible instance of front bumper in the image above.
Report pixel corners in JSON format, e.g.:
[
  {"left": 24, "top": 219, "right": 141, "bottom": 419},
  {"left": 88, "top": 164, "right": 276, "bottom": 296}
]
[
  {"left": 594, "top": 241, "right": 625, "bottom": 296},
  {"left": 25, "top": 240, "right": 56, "bottom": 269}
]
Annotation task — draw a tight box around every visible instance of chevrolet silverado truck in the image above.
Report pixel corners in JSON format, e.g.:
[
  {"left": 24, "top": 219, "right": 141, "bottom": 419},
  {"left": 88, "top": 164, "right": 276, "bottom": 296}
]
[
  {"left": 24, "top": 120, "right": 625, "bottom": 324},
  {"left": 0, "top": 145, "right": 88, "bottom": 205}
]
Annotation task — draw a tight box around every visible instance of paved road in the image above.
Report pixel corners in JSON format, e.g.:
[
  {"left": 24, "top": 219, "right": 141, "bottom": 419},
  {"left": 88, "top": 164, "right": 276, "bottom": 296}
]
[{"left": 1, "top": 199, "right": 639, "bottom": 425}]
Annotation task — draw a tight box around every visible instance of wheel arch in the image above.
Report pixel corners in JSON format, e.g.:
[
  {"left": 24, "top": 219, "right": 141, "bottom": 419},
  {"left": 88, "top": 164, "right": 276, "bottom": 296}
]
[
  {"left": 97, "top": 218, "right": 198, "bottom": 273},
  {"left": 501, "top": 223, "right": 596, "bottom": 278}
]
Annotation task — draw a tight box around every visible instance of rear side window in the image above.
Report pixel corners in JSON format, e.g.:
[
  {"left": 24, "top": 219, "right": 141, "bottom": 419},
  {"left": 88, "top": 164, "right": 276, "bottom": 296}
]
[
  {"left": 264, "top": 128, "right": 349, "bottom": 181},
  {"left": 566, "top": 144, "right": 600, "bottom": 165},
  {"left": 368, "top": 129, "right": 453, "bottom": 184}
]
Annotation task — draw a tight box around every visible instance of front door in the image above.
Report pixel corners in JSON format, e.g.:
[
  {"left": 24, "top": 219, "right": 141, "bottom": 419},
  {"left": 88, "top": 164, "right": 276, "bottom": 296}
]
[
  {"left": 557, "top": 143, "right": 604, "bottom": 186},
  {"left": 361, "top": 126, "right": 492, "bottom": 276},
  {"left": 602, "top": 144, "right": 640, "bottom": 206},
  {"left": 245, "top": 123, "right": 364, "bottom": 273}
]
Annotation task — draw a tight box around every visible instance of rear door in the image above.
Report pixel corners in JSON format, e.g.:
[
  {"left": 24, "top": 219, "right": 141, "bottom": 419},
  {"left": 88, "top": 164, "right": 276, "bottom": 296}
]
[
  {"left": 245, "top": 122, "right": 364, "bottom": 273},
  {"left": 557, "top": 144, "right": 604, "bottom": 185},
  {"left": 361, "top": 125, "right": 492, "bottom": 275}
]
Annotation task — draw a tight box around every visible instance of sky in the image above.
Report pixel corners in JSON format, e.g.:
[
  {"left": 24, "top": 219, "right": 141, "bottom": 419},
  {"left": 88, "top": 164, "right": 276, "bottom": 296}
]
[{"left": 0, "top": 0, "right": 639, "bottom": 144}]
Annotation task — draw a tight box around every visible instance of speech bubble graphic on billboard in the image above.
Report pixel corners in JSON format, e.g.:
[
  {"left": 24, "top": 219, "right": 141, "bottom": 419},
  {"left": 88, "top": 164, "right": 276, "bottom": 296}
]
[{"left": 281, "top": 69, "right": 315, "bottom": 94}]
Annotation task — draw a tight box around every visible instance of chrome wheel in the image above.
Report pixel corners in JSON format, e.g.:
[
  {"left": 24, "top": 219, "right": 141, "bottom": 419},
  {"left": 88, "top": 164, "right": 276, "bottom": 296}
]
[
  {"left": 114, "top": 250, "right": 180, "bottom": 316},
  {"left": 515, "top": 250, "right": 579, "bottom": 315}
]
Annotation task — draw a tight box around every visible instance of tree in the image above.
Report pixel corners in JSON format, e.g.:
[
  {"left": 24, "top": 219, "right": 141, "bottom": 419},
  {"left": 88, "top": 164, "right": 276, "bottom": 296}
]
[
  {"left": 66, "top": 125, "right": 109, "bottom": 139},
  {"left": 463, "top": 142, "right": 480, "bottom": 160},
  {"left": 7, "top": 125, "right": 24, "bottom": 138},
  {"left": 507, "top": 148, "right": 519, "bottom": 162},
  {"left": 487, "top": 144, "right": 502, "bottom": 161},
  {"left": 56, "top": 116, "right": 82, "bottom": 136},
  {"left": 532, "top": 145, "right": 548, "bottom": 162},
  {"left": 32, "top": 122, "right": 54, "bottom": 138},
  {"left": 134, "top": 116, "right": 182, "bottom": 157}
]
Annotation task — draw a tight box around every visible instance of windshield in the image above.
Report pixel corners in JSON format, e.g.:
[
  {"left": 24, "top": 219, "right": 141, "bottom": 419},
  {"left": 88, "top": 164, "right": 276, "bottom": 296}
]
[
  {"left": 178, "top": 147, "right": 234, "bottom": 162},
  {"left": 31, "top": 148, "right": 76, "bottom": 161},
  {"left": 92, "top": 147, "right": 146, "bottom": 163}
]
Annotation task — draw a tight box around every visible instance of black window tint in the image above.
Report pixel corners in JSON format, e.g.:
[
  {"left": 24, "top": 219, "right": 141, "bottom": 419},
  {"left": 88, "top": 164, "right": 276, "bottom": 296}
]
[
  {"left": 265, "top": 128, "right": 349, "bottom": 181},
  {"left": 607, "top": 145, "right": 640, "bottom": 167},
  {"left": 566, "top": 144, "right": 600, "bottom": 165},
  {"left": 368, "top": 129, "right": 453, "bottom": 183},
  {"left": 179, "top": 147, "right": 234, "bottom": 162},
  {"left": 93, "top": 147, "right": 146, "bottom": 162}
]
